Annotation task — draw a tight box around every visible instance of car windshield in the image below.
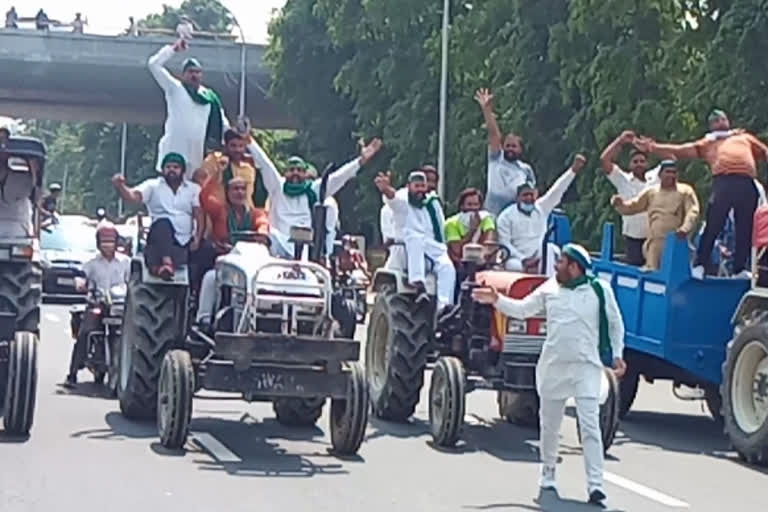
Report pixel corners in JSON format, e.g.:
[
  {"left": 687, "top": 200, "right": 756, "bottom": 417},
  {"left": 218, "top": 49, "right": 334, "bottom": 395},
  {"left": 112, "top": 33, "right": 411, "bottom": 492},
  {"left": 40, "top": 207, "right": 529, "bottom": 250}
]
[{"left": 41, "top": 224, "right": 97, "bottom": 252}]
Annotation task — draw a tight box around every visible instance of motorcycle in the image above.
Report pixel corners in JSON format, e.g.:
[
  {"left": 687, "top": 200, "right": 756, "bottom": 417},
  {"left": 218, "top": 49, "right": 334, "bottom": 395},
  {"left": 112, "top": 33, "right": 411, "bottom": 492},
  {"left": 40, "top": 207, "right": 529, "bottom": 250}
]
[
  {"left": 69, "top": 282, "right": 126, "bottom": 396},
  {"left": 339, "top": 269, "right": 369, "bottom": 324}
]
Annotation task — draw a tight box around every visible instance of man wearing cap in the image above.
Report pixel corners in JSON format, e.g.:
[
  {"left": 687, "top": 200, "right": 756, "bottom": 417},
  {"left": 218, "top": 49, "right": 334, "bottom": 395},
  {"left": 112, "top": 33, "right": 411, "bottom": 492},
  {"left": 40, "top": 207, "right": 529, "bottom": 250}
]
[
  {"left": 39, "top": 182, "right": 62, "bottom": 225},
  {"left": 64, "top": 222, "right": 130, "bottom": 388},
  {"left": 475, "top": 88, "right": 537, "bottom": 216},
  {"left": 634, "top": 110, "right": 768, "bottom": 278},
  {"left": 148, "top": 38, "right": 230, "bottom": 175},
  {"left": 247, "top": 136, "right": 382, "bottom": 258},
  {"left": 612, "top": 160, "right": 700, "bottom": 271},
  {"left": 600, "top": 131, "right": 660, "bottom": 265},
  {"left": 113, "top": 152, "right": 204, "bottom": 280},
  {"left": 380, "top": 164, "right": 438, "bottom": 247},
  {"left": 374, "top": 170, "right": 456, "bottom": 312},
  {"left": 496, "top": 154, "right": 586, "bottom": 274},
  {"left": 472, "top": 243, "right": 626, "bottom": 505}
]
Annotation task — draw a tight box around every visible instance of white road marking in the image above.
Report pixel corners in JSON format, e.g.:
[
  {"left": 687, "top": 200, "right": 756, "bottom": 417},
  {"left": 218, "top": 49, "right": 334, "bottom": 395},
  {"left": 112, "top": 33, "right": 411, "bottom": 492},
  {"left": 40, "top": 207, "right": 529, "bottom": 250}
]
[
  {"left": 605, "top": 471, "right": 690, "bottom": 508},
  {"left": 192, "top": 432, "right": 241, "bottom": 463},
  {"left": 45, "top": 313, "right": 60, "bottom": 323}
]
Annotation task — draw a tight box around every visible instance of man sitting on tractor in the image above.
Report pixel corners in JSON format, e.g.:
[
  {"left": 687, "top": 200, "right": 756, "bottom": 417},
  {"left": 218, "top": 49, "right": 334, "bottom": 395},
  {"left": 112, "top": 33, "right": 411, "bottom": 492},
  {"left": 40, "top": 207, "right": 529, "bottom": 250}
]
[
  {"left": 64, "top": 223, "right": 130, "bottom": 388},
  {"left": 246, "top": 134, "right": 382, "bottom": 259},
  {"left": 375, "top": 170, "right": 456, "bottom": 312},
  {"left": 0, "top": 140, "right": 39, "bottom": 238},
  {"left": 472, "top": 243, "right": 626, "bottom": 506},
  {"left": 112, "top": 152, "right": 204, "bottom": 280},
  {"left": 612, "top": 160, "right": 700, "bottom": 271},
  {"left": 444, "top": 187, "right": 497, "bottom": 265},
  {"left": 496, "top": 154, "right": 586, "bottom": 275},
  {"left": 196, "top": 175, "right": 269, "bottom": 329}
]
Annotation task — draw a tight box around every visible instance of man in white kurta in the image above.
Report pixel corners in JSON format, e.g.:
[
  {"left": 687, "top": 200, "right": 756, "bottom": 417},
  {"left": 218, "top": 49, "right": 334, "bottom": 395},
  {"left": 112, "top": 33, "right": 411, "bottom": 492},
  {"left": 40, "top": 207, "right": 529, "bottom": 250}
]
[
  {"left": 148, "top": 39, "right": 230, "bottom": 174},
  {"left": 473, "top": 244, "right": 626, "bottom": 505},
  {"left": 375, "top": 171, "right": 456, "bottom": 311},
  {"left": 496, "top": 154, "right": 586, "bottom": 275},
  {"left": 247, "top": 138, "right": 382, "bottom": 258}
]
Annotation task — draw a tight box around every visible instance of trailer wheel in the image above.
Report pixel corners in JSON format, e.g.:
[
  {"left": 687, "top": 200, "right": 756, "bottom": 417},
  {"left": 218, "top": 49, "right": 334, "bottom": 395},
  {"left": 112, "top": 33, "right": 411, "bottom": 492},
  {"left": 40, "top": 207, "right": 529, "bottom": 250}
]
[
  {"left": 273, "top": 397, "right": 325, "bottom": 427},
  {"left": 330, "top": 362, "right": 369, "bottom": 455},
  {"left": 577, "top": 367, "right": 621, "bottom": 453},
  {"left": 722, "top": 321, "right": 768, "bottom": 466},
  {"left": 497, "top": 390, "right": 539, "bottom": 428},
  {"left": 618, "top": 369, "right": 639, "bottom": 420},
  {"left": 157, "top": 350, "right": 194, "bottom": 450},
  {"left": 3, "top": 332, "right": 38, "bottom": 436},
  {"left": 429, "top": 356, "right": 465, "bottom": 447}
]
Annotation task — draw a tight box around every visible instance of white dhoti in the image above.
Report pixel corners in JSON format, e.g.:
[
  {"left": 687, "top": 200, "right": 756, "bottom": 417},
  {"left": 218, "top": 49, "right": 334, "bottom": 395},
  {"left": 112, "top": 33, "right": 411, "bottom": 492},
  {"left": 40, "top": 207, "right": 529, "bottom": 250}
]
[
  {"left": 539, "top": 396, "right": 603, "bottom": 492},
  {"left": 403, "top": 233, "right": 455, "bottom": 309}
]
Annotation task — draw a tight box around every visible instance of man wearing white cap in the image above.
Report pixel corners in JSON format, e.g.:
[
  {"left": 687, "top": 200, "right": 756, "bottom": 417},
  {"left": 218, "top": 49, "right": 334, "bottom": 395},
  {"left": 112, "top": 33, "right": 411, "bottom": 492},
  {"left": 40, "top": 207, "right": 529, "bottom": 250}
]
[
  {"left": 473, "top": 244, "right": 626, "bottom": 505},
  {"left": 375, "top": 170, "right": 456, "bottom": 311}
]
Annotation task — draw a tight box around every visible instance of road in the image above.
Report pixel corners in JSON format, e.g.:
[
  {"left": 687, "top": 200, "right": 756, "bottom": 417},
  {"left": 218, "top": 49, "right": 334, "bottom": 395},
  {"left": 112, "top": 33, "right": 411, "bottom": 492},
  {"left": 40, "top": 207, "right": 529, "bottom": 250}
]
[{"left": 1, "top": 304, "right": 767, "bottom": 512}]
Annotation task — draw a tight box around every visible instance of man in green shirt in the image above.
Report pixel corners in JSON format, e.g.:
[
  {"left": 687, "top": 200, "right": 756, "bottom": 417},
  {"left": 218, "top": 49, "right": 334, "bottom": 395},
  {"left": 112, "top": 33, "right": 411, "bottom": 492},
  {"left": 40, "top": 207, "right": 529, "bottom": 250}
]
[{"left": 444, "top": 187, "right": 497, "bottom": 264}]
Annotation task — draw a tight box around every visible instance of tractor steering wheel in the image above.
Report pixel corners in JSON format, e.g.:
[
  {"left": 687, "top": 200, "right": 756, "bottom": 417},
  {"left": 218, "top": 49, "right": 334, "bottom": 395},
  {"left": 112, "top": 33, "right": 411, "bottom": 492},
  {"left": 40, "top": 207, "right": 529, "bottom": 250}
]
[{"left": 482, "top": 241, "right": 511, "bottom": 268}]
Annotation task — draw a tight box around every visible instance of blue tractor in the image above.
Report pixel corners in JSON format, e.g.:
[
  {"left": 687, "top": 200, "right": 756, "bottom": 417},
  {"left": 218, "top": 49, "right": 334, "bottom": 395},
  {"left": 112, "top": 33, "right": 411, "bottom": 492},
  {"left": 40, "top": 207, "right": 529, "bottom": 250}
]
[{"left": 592, "top": 223, "right": 768, "bottom": 465}]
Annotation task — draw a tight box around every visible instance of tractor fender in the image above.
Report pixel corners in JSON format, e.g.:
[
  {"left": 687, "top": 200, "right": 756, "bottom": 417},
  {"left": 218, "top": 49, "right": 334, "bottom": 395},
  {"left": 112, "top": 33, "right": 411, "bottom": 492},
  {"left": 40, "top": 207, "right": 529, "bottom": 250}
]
[{"left": 731, "top": 288, "right": 768, "bottom": 328}]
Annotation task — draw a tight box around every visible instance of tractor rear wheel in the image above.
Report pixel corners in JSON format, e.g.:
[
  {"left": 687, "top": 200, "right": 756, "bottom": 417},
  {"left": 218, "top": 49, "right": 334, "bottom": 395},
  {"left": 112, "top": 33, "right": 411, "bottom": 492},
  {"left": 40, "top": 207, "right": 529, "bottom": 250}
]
[
  {"left": 273, "top": 397, "right": 325, "bottom": 427},
  {"left": 119, "top": 280, "right": 185, "bottom": 420},
  {"left": 722, "top": 319, "right": 768, "bottom": 466},
  {"left": 429, "top": 356, "right": 465, "bottom": 447},
  {"left": 0, "top": 263, "right": 42, "bottom": 333},
  {"left": 366, "top": 290, "right": 432, "bottom": 421},
  {"left": 3, "top": 332, "right": 38, "bottom": 435},
  {"left": 497, "top": 390, "right": 539, "bottom": 428}
]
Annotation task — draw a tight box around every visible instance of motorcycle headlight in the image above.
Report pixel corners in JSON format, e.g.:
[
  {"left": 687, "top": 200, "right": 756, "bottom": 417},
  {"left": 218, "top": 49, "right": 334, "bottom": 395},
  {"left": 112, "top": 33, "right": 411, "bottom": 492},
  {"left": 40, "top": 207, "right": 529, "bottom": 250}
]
[{"left": 217, "top": 264, "right": 247, "bottom": 289}]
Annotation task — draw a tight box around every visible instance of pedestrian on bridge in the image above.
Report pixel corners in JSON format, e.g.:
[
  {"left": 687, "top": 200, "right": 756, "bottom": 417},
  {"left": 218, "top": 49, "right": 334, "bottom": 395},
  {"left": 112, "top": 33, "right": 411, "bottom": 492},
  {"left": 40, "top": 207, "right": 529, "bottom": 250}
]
[
  {"left": 472, "top": 244, "right": 626, "bottom": 506},
  {"left": 148, "top": 38, "right": 231, "bottom": 177}
]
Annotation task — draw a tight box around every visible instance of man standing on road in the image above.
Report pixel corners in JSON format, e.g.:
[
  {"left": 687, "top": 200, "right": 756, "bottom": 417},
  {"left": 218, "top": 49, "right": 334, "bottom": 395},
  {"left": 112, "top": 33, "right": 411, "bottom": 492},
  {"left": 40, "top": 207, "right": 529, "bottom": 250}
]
[
  {"left": 247, "top": 135, "right": 382, "bottom": 258},
  {"left": 112, "top": 152, "right": 204, "bottom": 280},
  {"left": 375, "top": 170, "right": 456, "bottom": 313},
  {"left": 634, "top": 110, "right": 768, "bottom": 278},
  {"left": 148, "top": 38, "right": 230, "bottom": 175},
  {"left": 600, "top": 131, "right": 659, "bottom": 266},
  {"left": 475, "top": 88, "right": 536, "bottom": 216},
  {"left": 611, "top": 160, "right": 700, "bottom": 271},
  {"left": 496, "top": 154, "right": 586, "bottom": 275},
  {"left": 472, "top": 244, "right": 626, "bottom": 506}
]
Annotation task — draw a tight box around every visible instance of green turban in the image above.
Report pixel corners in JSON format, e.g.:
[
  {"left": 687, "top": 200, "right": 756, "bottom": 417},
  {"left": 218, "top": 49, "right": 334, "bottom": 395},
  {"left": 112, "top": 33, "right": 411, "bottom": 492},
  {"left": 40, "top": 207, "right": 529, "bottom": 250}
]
[{"left": 161, "top": 152, "right": 186, "bottom": 172}]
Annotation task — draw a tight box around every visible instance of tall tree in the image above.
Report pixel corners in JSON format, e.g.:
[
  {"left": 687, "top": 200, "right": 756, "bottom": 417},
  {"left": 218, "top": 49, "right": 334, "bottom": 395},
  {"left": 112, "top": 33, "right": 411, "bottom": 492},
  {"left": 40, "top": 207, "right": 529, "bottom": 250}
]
[{"left": 141, "top": 0, "right": 234, "bottom": 33}]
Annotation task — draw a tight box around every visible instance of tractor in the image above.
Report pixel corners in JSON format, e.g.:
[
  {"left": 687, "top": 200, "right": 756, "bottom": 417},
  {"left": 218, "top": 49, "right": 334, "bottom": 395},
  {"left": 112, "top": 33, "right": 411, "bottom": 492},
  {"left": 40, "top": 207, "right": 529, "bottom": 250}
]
[
  {"left": 367, "top": 211, "right": 621, "bottom": 449},
  {"left": 0, "top": 135, "right": 45, "bottom": 436}
]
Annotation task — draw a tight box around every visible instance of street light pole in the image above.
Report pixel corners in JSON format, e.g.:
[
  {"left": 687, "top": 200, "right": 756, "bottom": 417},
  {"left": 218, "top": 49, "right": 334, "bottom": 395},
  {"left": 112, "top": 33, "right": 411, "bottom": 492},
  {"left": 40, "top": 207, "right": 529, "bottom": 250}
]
[
  {"left": 118, "top": 122, "right": 127, "bottom": 218},
  {"left": 236, "top": 23, "right": 246, "bottom": 118},
  {"left": 438, "top": 0, "right": 450, "bottom": 199}
]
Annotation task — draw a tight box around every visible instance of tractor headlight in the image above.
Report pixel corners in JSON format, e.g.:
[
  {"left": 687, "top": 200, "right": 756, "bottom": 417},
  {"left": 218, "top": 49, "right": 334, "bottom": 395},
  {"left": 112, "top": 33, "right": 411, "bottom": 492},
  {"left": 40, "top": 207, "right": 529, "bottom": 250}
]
[
  {"left": 507, "top": 319, "right": 526, "bottom": 334},
  {"left": 217, "top": 264, "right": 247, "bottom": 289}
]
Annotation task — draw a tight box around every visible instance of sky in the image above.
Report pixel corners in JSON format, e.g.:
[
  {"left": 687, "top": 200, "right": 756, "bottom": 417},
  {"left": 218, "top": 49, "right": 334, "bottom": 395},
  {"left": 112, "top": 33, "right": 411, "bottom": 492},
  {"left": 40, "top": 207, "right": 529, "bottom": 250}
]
[{"left": 1, "top": 0, "right": 287, "bottom": 43}]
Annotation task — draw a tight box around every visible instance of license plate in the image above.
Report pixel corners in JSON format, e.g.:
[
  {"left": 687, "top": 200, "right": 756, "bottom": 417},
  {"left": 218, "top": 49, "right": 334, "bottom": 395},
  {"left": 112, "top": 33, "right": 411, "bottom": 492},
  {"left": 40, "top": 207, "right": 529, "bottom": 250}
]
[{"left": 57, "top": 277, "right": 75, "bottom": 286}]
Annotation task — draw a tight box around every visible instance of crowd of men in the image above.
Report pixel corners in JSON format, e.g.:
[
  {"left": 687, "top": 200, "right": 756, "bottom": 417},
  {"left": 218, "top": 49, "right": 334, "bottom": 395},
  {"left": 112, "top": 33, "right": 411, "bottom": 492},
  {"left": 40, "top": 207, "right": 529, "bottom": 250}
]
[{"left": 4, "top": 7, "right": 87, "bottom": 33}]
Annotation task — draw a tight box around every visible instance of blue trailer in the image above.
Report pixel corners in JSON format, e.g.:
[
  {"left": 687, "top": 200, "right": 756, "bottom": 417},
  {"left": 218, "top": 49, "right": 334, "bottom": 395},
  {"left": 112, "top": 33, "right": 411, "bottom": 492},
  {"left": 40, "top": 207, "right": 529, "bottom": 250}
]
[{"left": 592, "top": 223, "right": 768, "bottom": 465}]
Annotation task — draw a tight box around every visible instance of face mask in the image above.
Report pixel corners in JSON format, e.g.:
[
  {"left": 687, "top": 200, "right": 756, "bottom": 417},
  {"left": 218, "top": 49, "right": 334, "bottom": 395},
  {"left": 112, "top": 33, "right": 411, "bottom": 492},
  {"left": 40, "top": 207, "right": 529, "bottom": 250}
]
[
  {"left": 458, "top": 211, "right": 482, "bottom": 226},
  {"left": 518, "top": 202, "right": 535, "bottom": 215}
]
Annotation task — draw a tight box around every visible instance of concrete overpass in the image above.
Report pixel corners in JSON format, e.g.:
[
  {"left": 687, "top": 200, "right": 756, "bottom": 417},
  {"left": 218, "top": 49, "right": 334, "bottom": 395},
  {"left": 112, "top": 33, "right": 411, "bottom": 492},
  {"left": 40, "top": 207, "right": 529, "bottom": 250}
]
[{"left": 0, "top": 29, "right": 292, "bottom": 127}]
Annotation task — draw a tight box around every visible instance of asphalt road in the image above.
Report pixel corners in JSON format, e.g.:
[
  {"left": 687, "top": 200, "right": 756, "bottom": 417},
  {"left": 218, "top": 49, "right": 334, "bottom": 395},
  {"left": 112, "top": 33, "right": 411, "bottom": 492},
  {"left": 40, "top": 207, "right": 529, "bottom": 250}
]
[{"left": 1, "top": 304, "right": 767, "bottom": 512}]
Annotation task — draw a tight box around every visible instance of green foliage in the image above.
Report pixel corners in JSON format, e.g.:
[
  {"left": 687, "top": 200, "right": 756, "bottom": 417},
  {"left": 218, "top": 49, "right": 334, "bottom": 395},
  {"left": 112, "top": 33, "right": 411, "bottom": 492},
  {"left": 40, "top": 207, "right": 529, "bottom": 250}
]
[
  {"left": 268, "top": 0, "right": 766, "bottom": 247},
  {"left": 140, "top": 0, "right": 234, "bottom": 33}
]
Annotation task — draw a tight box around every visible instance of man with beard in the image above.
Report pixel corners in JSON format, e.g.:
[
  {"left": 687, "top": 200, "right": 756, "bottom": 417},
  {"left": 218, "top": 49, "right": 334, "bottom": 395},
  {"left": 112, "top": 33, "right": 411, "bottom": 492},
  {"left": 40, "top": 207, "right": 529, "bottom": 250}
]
[
  {"left": 196, "top": 176, "right": 269, "bottom": 328},
  {"left": 375, "top": 170, "right": 456, "bottom": 312},
  {"left": 148, "top": 38, "right": 230, "bottom": 175},
  {"left": 634, "top": 109, "right": 768, "bottom": 278},
  {"left": 112, "top": 152, "right": 204, "bottom": 280},
  {"left": 444, "top": 187, "right": 497, "bottom": 265},
  {"left": 496, "top": 154, "right": 586, "bottom": 275},
  {"left": 601, "top": 131, "right": 659, "bottom": 266},
  {"left": 612, "top": 160, "right": 700, "bottom": 271},
  {"left": 380, "top": 164, "right": 438, "bottom": 248},
  {"left": 197, "top": 129, "right": 264, "bottom": 208},
  {"left": 472, "top": 244, "right": 626, "bottom": 506},
  {"left": 247, "top": 136, "right": 382, "bottom": 258},
  {"left": 475, "top": 88, "right": 536, "bottom": 216},
  {"left": 64, "top": 223, "right": 130, "bottom": 388}
]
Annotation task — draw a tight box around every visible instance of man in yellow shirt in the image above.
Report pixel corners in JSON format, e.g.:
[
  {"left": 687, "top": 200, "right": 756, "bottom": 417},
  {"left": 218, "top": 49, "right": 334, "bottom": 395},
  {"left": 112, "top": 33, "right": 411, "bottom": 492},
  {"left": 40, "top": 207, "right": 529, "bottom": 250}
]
[
  {"left": 443, "top": 187, "right": 497, "bottom": 264},
  {"left": 611, "top": 160, "right": 700, "bottom": 271}
]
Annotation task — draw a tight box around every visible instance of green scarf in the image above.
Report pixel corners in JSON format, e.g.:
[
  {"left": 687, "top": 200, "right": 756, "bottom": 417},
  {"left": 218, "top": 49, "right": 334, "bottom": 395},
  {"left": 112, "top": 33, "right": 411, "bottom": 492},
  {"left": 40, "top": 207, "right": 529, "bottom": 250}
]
[
  {"left": 561, "top": 275, "right": 611, "bottom": 363},
  {"left": 183, "top": 83, "right": 224, "bottom": 151},
  {"left": 227, "top": 205, "right": 253, "bottom": 245},
  {"left": 412, "top": 194, "right": 443, "bottom": 243},
  {"left": 283, "top": 181, "right": 318, "bottom": 208},
  {"left": 222, "top": 160, "right": 269, "bottom": 208}
]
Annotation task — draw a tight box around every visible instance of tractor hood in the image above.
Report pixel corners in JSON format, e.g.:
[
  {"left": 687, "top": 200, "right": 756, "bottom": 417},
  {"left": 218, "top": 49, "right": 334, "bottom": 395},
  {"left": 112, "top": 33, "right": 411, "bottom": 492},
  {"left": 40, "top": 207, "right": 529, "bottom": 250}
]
[{"left": 476, "top": 270, "right": 548, "bottom": 299}]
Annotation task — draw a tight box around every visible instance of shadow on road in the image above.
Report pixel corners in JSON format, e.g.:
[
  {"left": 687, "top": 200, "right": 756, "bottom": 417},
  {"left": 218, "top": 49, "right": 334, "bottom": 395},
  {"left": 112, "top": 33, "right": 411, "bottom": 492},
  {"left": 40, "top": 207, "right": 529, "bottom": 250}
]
[
  {"left": 70, "top": 411, "right": 156, "bottom": 440},
  {"left": 54, "top": 382, "right": 114, "bottom": 400},
  {"left": 0, "top": 432, "right": 30, "bottom": 443},
  {"left": 184, "top": 415, "right": 357, "bottom": 478},
  {"left": 463, "top": 489, "right": 625, "bottom": 511}
]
